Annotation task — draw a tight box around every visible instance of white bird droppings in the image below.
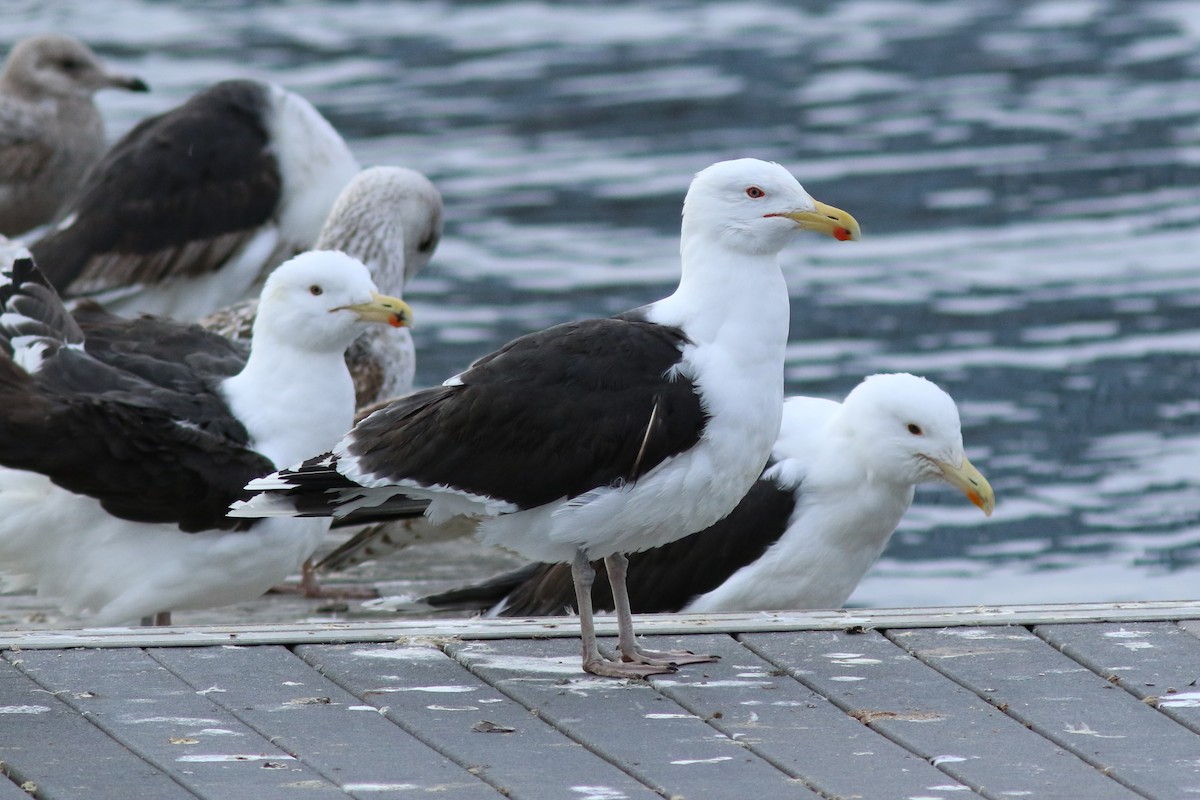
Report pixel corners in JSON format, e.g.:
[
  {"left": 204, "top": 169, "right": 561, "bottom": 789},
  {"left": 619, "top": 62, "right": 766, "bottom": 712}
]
[
  {"left": 1159, "top": 691, "right": 1200, "bottom": 708},
  {"left": 935, "top": 629, "right": 1027, "bottom": 641},
  {"left": 658, "top": 679, "right": 773, "bottom": 689},
  {"left": 367, "top": 685, "right": 476, "bottom": 693},
  {"left": 930, "top": 755, "right": 968, "bottom": 765},
  {"left": 351, "top": 647, "right": 446, "bottom": 661},
  {"left": 123, "top": 716, "right": 220, "bottom": 726},
  {"left": 1063, "top": 722, "right": 1125, "bottom": 738},
  {"left": 823, "top": 652, "right": 883, "bottom": 665},
  {"left": 176, "top": 754, "right": 295, "bottom": 763},
  {"left": 570, "top": 787, "right": 629, "bottom": 800}
]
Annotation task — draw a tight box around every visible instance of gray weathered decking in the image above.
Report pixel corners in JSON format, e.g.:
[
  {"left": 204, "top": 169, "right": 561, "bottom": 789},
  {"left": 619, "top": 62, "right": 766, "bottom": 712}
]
[{"left": 2, "top": 601, "right": 1199, "bottom": 799}]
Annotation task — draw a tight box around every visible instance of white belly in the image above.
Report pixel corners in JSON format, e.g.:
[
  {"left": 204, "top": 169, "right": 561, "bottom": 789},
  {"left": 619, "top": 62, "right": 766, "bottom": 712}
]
[{"left": 0, "top": 469, "right": 328, "bottom": 625}]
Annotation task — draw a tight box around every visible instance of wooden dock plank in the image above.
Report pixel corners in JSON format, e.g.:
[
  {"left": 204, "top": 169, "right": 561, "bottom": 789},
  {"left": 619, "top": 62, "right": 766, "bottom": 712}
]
[
  {"left": 890, "top": 626, "right": 1200, "bottom": 800},
  {"left": 636, "top": 632, "right": 982, "bottom": 800},
  {"left": 1035, "top": 622, "right": 1200, "bottom": 735},
  {"left": 2, "top": 600, "right": 1199, "bottom": 650},
  {"left": 148, "top": 645, "right": 500, "bottom": 799},
  {"left": 741, "top": 629, "right": 1137, "bottom": 800},
  {"left": 297, "top": 642, "right": 662, "bottom": 800},
  {"left": 445, "top": 635, "right": 822, "bottom": 800},
  {"left": 4, "top": 608, "right": 1200, "bottom": 800},
  {"left": 4, "top": 649, "right": 346, "bottom": 800},
  {"left": 1176, "top": 618, "right": 1200, "bottom": 640},
  {"left": 0, "top": 659, "right": 196, "bottom": 800}
]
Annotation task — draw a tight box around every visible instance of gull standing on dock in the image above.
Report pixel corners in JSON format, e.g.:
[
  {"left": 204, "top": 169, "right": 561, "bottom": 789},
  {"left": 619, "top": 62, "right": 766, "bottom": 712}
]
[
  {"left": 232, "top": 158, "right": 860, "bottom": 678},
  {"left": 0, "top": 251, "right": 411, "bottom": 625},
  {"left": 0, "top": 34, "right": 148, "bottom": 237}
]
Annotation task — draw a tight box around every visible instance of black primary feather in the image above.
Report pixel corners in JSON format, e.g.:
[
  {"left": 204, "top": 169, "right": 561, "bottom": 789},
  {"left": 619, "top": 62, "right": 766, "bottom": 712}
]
[{"left": 0, "top": 256, "right": 273, "bottom": 531}]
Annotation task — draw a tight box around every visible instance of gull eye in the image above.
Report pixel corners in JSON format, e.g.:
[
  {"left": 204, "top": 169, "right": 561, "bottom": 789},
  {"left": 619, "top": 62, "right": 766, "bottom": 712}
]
[
  {"left": 417, "top": 230, "right": 439, "bottom": 254},
  {"left": 907, "top": 423, "right": 923, "bottom": 436},
  {"left": 58, "top": 57, "right": 86, "bottom": 72},
  {"left": 309, "top": 285, "right": 323, "bottom": 296},
  {"left": 746, "top": 186, "right": 765, "bottom": 199}
]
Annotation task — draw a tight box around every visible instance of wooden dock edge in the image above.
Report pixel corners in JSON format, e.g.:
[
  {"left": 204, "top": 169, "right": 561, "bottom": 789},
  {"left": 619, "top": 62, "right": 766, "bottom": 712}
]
[{"left": 2, "top": 598, "right": 1198, "bottom": 650}]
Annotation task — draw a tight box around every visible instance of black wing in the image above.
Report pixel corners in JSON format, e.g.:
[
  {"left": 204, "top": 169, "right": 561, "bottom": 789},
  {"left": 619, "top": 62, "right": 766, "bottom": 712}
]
[
  {"left": 0, "top": 258, "right": 272, "bottom": 531},
  {"left": 31, "top": 80, "right": 282, "bottom": 295},
  {"left": 344, "top": 315, "right": 708, "bottom": 510},
  {"left": 247, "top": 315, "right": 708, "bottom": 519},
  {"left": 0, "top": 254, "right": 83, "bottom": 350},
  {"left": 73, "top": 300, "right": 249, "bottom": 385}
]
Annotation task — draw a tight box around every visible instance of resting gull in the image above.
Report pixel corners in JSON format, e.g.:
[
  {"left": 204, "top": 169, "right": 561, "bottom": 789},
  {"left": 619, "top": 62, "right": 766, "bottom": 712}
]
[
  {"left": 0, "top": 251, "right": 411, "bottom": 625},
  {"left": 422, "top": 373, "right": 995, "bottom": 616},
  {"left": 0, "top": 34, "right": 148, "bottom": 237},
  {"left": 30, "top": 78, "right": 359, "bottom": 320},
  {"left": 231, "top": 158, "right": 860, "bottom": 677}
]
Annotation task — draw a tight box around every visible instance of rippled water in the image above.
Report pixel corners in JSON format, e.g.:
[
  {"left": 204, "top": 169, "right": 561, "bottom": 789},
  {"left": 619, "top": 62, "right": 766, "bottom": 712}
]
[{"left": 5, "top": 0, "right": 1199, "bottom": 608}]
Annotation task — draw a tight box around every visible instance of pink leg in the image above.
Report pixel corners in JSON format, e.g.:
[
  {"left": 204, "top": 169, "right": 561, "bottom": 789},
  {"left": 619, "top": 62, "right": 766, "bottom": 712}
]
[
  {"left": 605, "top": 553, "right": 717, "bottom": 668},
  {"left": 572, "top": 550, "right": 675, "bottom": 678},
  {"left": 269, "top": 558, "right": 379, "bottom": 599}
]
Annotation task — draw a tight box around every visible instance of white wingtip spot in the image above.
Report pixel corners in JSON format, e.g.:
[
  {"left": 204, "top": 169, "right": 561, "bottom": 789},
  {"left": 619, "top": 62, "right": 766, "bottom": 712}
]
[
  {"left": 9, "top": 337, "right": 50, "bottom": 373},
  {"left": 243, "top": 472, "right": 299, "bottom": 492},
  {"left": 228, "top": 492, "right": 300, "bottom": 519}
]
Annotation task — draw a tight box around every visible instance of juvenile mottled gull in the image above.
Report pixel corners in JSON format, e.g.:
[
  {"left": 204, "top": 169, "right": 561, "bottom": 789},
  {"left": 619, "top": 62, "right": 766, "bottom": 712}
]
[
  {"left": 231, "top": 158, "right": 861, "bottom": 678},
  {"left": 0, "top": 252, "right": 411, "bottom": 625},
  {"left": 0, "top": 34, "right": 148, "bottom": 237},
  {"left": 201, "top": 166, "right": 444, "bottom": 408},
  {"left": 31, "top": 79, "right": 359, "bottom": 320},
  {"left": 421, "top": 374, "right": 995, "bottom": 617}
]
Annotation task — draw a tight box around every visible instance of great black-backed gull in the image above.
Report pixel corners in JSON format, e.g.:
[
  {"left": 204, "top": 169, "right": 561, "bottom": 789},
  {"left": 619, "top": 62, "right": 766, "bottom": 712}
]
[
  {"left": 30, "top": 79, "right": 358, "bottom": 320},
  {"left": 0, "top": 34, "right": 148, "bottom": 237},
  {"left": 422, "top": 373, "right": 995, "bottom": 616},
  {"left": 0, "top": 251, "right": 410, "bottom": 625},
  {"left": 232, "top": 158, "right": 860, "bottom": 677},
  {"left": 201, "top": 165, "right": 444, "bottom": 408}
]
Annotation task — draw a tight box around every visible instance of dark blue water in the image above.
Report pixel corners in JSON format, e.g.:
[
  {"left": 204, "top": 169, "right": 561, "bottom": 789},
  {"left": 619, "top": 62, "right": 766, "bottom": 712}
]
[{"left": 5, "top": 0, "right": 1199, "bottom": 607}]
